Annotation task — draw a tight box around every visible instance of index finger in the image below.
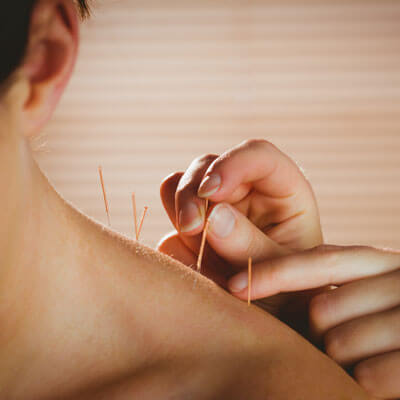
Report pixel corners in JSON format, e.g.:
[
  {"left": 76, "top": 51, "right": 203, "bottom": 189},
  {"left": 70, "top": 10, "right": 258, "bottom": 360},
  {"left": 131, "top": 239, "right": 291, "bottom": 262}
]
[
  {"left": 228, "top": 245, "right": 400, "bottom": 300},
  {"left": 197, "top": 139, "right": 310, "bottom": 203}
]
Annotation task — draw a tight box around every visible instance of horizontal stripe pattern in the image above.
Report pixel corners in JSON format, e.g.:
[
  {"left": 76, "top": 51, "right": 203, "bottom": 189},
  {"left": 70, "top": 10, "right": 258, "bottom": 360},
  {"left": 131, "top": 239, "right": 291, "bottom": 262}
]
[{"left": 36, "top": 0, "right": 400, "bottom": 247}]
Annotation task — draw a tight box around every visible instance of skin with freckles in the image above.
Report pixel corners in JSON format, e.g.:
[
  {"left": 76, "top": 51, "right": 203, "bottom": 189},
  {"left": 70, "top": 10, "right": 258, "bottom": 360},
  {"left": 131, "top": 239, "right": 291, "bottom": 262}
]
[{"left": 0, "top": 1, "right": 376, "bottom": 399}]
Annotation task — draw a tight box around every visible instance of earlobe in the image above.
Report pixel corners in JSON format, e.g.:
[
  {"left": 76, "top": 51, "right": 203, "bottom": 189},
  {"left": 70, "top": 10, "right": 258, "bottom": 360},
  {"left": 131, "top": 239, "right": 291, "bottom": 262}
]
[{"left": 21, "top": 0, "right": 79, "bottom": 138}]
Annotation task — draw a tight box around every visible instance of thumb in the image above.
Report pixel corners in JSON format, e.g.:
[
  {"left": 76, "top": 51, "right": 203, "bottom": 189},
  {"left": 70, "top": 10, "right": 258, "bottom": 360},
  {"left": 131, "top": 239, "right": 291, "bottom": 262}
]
[{"left": 206, "top": 203, "right": 289, "bottom": 271}]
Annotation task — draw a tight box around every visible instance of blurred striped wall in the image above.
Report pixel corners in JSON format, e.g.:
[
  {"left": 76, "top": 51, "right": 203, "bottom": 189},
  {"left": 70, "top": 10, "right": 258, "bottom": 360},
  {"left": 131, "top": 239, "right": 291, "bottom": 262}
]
[{"left": 36, "top": 0, "right": 400, "bottom": 248}]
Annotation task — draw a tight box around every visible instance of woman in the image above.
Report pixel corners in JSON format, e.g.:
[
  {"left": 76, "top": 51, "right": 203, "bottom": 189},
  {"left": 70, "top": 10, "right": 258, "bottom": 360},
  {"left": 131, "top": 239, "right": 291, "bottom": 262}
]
[{"left": 0, "top": 0, "right": 372, "bottom": 399}]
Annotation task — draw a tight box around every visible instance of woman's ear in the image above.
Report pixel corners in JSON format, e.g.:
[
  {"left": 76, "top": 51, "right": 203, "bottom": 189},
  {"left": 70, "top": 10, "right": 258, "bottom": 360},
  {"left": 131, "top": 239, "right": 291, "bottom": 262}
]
[{"left": 20, "top": 0, "right": 80, "bottom": 138}]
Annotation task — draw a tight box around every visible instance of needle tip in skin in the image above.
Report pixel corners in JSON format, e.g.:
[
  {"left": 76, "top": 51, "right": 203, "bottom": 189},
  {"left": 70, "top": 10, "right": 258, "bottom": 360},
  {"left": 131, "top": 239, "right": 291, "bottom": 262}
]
[
  {"left": 98, "top": 166, "right": 111, "bottom": 227},
  {"left": 137, "top": 206, "right": 149, "bottom": 241},
  {"left": 132, "top": 193, "right": 138, "bottom": 240}
]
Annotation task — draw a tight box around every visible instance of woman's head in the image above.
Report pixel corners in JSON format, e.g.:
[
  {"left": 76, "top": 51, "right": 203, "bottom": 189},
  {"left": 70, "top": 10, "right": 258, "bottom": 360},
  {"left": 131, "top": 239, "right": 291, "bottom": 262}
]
[
  {"left": 0, "top": 0, "right": 89, "bottom": 137},
  {"left": 0, "top": 1, "right": 91, "bottom": 267},
  {"left": 0, "top": 1, "right": 89, "bottom": 87}
]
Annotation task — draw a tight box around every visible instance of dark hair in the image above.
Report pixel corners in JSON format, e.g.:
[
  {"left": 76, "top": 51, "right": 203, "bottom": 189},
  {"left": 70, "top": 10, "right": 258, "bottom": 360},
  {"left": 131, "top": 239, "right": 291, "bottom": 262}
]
[{"left": 0, "top": 0, "right": 89, "bottom": 86}]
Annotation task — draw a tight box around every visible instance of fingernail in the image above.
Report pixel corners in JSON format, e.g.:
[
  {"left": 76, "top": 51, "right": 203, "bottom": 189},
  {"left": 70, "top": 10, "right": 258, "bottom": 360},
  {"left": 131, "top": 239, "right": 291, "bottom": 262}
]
[
  {"left": 179, "top": 202, "right": 203, "bottom": 233},
  {"left": 228, "top": 272, "right": 248, "bottom": 293},
  {"left": 208, "top": 204, "right": 235, "bottom": 238},
  {"left": 198, "top": 174, "right": 221, "bottom": 198}
]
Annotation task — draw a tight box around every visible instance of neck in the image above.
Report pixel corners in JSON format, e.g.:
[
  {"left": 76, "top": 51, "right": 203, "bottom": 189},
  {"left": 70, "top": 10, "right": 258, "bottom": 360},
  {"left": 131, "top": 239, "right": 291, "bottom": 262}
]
[
  {"left": 0, "top": 136, "right": 257, "bottom": 399},
  {"left": 0, "top": 132, "right": 372, "bottom": 400}
]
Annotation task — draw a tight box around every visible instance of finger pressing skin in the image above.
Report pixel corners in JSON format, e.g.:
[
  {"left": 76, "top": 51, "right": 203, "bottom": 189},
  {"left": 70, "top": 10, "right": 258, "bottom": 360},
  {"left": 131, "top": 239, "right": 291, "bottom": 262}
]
[
  {"left": 324, "top": 306, "right": 400, "bottom": 366},
  {"left": 175, "top": 154, "right": 218, "bottom": 235},
  {"left": 310, "top": 269, "right": 400, "bottom": 339},
  {"left": 206, "top": 202, "right": 288, "bottom": 272},
  {"left": 228, "top": 245, "right": 400, "bottom": 300},
  {"left": 354, "top": 351, "right": 400, "bottom": 399}
]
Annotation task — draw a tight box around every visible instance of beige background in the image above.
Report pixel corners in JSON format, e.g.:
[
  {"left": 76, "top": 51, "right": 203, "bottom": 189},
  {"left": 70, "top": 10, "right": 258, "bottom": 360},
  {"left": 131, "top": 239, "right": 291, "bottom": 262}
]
[{"left": 36, "top": 0, "right": 400, "bottom": 248}]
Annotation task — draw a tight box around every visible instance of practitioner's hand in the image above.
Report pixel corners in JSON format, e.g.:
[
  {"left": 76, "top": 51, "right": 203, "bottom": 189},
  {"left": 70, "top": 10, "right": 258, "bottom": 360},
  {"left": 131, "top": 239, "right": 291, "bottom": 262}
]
[
  {"left": 158, "top": 139, "right": 323, "bottom": 326},
  {"left": 228, "top": 244, "right": 400, "bottom": 399},
  {"left": 165, "top": 139, "right": 321, "bottom": 252}
]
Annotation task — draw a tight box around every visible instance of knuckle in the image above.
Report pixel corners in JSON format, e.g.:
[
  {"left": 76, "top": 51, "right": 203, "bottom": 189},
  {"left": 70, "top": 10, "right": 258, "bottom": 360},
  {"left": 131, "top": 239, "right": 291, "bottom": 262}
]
[
  {"left": 161, "top": 172, "right": 183, "bottom": 197},
  {"left": 176, "top": 154, "right": 218, "bottom": 196},
  {"left": 353, "top": 363, "right": 378, "bottom": 396},
  {"left": 242, "top": 138, "right": 274, "bottom": 150},
  {"left": 195, "top": 153, "right": 218, "bottom": 165},
  {"left": 309, "top": 245, "right": 345, "bottom": 284},
  {"left": 264, "top": 259, "right": 287, "bottom": 290},
  {"left": 309, "top": 292, "right": 332, "bottom": 330},
  {"left": 324, "top": 329, "right": 345, "bottom": 362},
  {"left": 161, "top": 171, "right": 182, "bottom": 186}
]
